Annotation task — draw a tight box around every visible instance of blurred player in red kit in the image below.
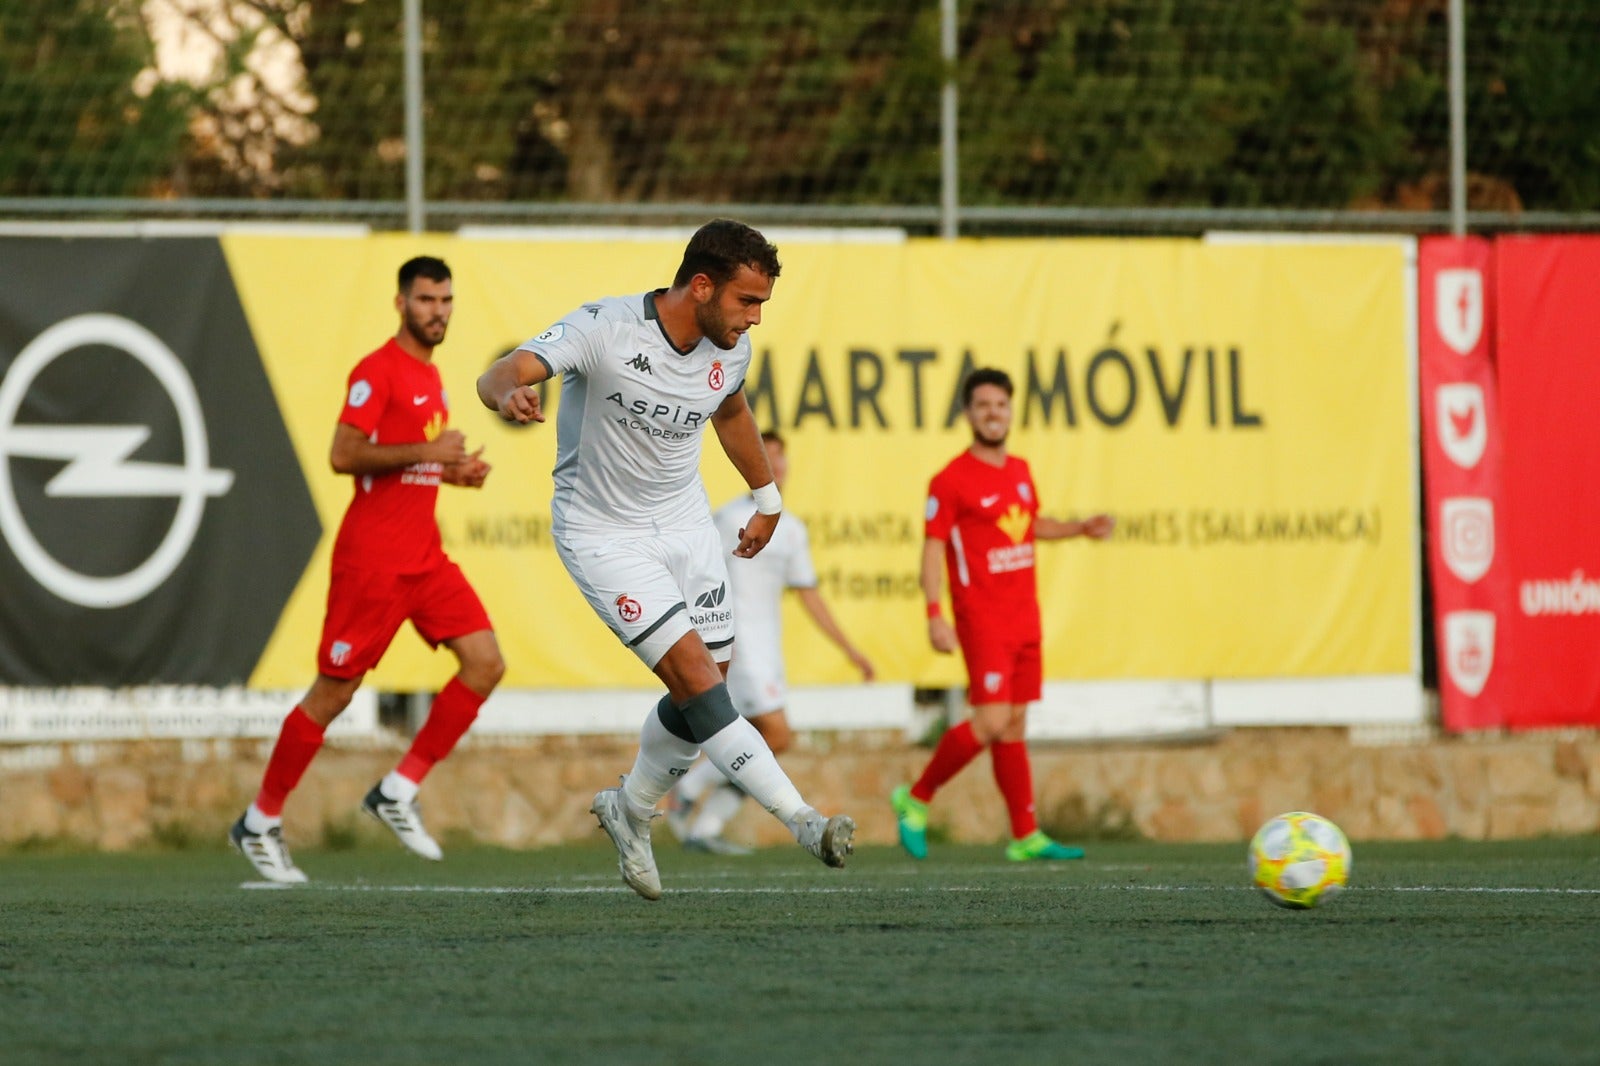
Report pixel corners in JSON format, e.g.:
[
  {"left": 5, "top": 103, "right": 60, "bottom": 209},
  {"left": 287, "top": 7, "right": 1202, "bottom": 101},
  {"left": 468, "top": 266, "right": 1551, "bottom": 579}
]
[
  {"left": 230, "top": 256, "right": 504, "bottom": 883},
  {"left": 892, "top": 367, "right": 1114, "bottom": 861}
]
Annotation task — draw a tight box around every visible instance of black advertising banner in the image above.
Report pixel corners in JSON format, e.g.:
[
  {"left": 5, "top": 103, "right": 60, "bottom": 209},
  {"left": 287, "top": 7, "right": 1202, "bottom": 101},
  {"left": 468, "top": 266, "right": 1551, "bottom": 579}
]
[{"left": 0, "top": 238, "right": 319, "bottom": 684}]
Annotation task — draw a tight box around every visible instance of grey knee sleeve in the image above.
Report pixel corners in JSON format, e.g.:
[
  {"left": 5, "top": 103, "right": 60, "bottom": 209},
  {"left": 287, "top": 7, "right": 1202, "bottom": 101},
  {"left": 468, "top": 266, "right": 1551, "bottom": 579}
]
[
  {"left": 676, "top": 683, "right": 739, "bottom": 744},
  {"left": 654, "top": 693, "right": 695, "bottom": 744}
]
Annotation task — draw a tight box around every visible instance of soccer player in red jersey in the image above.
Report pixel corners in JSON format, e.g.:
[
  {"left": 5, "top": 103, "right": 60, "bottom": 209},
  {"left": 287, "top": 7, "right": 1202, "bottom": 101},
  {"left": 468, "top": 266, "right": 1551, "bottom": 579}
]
[
  {"left": 230, "top": 256, "right": 504, "bottom": 883},
  {"left": 892, "top": 367, "right": 1114, "bottom": 861}
]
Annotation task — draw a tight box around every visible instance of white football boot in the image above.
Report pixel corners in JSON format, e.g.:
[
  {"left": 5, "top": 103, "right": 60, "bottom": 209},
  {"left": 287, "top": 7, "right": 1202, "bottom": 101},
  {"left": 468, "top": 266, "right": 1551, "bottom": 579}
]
[
  {"left": 794, "top": 809, "right": 856, "bottom": 869},
  {"left": 229, "top": 815, "right": 309, "bottom": 884},
  {"left": 361, "top": 783, "right": 444, "bottom": 861},
  {"left": 590, "top": 777, "right": 662, "bottom": 900}
]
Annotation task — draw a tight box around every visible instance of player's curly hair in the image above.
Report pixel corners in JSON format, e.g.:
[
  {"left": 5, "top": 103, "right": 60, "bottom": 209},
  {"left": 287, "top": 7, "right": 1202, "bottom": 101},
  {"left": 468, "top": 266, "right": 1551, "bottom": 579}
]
[
  {"left": 961, "top": 367, "right": 1014, "bottom": 406},
  {"left": 674, "top": 219, "right": 782, "bottom": 288}
]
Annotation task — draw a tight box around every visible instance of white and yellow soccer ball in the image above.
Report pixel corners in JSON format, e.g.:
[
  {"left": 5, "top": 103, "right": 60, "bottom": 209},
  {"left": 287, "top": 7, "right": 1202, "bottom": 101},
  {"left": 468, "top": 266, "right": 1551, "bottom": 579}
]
[{"left": 1248, "top": 812, "right": 1352, "bottom": 909}]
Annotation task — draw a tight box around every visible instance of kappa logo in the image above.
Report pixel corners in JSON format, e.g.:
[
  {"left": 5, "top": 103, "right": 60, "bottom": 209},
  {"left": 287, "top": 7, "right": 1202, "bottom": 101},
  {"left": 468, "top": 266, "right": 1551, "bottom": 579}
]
[
  {"left": 1440, "top": 497, "right": 1494, "bottom": 584},
  {"left": 694, "top": 582, "right": 726, "bottom": 609},
  {"left": 628, "top": 353, "right": 653, "bottom": 375},
  {"left": 614, "top": 593, "right": 643, "bottom": 624},
  {"left": 1443, "top": 610, "right": 1495, "bottom": 697},
  {"left": 0, "top": 313, "right": 235, "bottom": 608},
  {"left": 1435, "top": 383, "right": 1486, "bottom": 469},
  {"left": 1435, "top": 269, "right": 1484, "bottom": 355}
]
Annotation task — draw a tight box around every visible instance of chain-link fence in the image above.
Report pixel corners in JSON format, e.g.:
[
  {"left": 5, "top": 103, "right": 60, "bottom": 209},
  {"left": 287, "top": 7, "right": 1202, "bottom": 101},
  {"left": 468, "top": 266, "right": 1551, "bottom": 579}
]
[{"left": 1, "top": 0, "right": 1596, "bottom": 233}]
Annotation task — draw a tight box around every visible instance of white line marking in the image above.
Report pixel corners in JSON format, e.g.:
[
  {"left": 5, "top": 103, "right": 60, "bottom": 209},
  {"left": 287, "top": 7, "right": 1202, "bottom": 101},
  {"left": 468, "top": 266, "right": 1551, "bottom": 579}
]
[{"left": 241, "top": 881, "right": 1600, "bottom": 896}]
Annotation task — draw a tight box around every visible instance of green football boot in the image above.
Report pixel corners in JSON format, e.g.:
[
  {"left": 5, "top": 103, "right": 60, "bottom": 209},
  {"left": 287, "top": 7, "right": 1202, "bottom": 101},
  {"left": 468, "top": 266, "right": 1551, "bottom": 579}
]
[
  {"left": 890, "top": 784, "right": 929, "bottom": 860},
  {"left": 1005, "top": 830, "right": 1085, "bottom": 862}
]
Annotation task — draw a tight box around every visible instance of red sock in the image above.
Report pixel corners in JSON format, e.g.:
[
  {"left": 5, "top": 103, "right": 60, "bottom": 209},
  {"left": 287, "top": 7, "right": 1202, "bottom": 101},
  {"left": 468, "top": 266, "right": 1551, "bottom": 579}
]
[
  {"left": 395, "top": 677, "right": 485, "bottom": 785},
  {"left": 991, "top": 740, "right": 1038, "bottom": 839},
  {"left": 255, "top": 706, "right": 326, "bottom": 817},
  {"left": 910, "top": 720, "right": 985, "bottom": 803}
]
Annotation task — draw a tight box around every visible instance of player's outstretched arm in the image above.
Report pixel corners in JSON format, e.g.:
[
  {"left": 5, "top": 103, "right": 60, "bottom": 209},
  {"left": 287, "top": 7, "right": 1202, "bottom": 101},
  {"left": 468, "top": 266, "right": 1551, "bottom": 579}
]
[
  {"left": 1035, "top": 513, "right": 1116, "bottom": 541},
  {"left": 796, "top": 587, "right": 875, "bottom": 680},
  {"left": 477, "top": 348, "right": 549, "bottom": 424}
]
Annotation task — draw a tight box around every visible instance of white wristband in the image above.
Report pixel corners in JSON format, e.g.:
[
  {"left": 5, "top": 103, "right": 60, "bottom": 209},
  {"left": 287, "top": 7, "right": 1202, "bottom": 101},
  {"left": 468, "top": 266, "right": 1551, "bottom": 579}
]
[{"left": 751, "top": 482, "right": 782, "bottom": 515}]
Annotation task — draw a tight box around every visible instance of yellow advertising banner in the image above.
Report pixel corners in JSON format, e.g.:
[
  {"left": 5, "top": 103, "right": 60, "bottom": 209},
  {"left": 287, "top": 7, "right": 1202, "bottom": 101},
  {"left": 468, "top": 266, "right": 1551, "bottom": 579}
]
[{"left": 224, "top": 234, "right": 1413, "bottom": 693}]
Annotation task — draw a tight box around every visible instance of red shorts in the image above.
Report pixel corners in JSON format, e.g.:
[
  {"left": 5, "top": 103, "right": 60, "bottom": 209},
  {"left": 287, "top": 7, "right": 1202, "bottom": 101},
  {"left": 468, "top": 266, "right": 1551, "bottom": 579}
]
[
  {"left": 956, "top": 624, "right": 1042, "bottom": 706},
  {"left": 317, "top": 559, "right": 491, "bottom": 679}
]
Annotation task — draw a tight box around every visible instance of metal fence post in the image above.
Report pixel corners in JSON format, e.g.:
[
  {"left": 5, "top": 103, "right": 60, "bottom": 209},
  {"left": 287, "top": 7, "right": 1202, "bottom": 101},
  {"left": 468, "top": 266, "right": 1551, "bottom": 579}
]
[
  {"left": 404, "top": 0, "right": 426, "bottom": 233},
  {"left": 940, "top": 0, "right": 959, "bottom": 240},
  {"left": 1449, "top": 0, "right": 1466, "bottom": 237}
]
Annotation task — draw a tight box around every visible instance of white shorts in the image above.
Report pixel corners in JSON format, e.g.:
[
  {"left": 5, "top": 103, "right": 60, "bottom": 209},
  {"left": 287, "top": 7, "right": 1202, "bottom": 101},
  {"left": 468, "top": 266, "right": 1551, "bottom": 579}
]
[
  {"left": 726, "top": 642, "right": 787, "bottom": 717},
  {"left": 554, "top": 525, "right": 734, "bottom": 669}
]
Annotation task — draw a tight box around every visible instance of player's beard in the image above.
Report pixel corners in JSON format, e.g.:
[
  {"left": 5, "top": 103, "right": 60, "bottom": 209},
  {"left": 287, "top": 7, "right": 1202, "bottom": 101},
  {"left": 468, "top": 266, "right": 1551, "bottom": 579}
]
[
  {"left": 695, "top": 294, "right": 741, "bottom": 350},
  {"left": 403, "top": 309, "right": 448, "bottom": 349},
  {"left": 971, "top": 423, "right": 1009, "bottom": 448}
]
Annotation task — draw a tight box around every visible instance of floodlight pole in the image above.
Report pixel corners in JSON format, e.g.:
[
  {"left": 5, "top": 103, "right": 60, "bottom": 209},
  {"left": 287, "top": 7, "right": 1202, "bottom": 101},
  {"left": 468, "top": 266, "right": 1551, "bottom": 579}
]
[
  {"left": 939, "top": 0, "right": 959, "bottom": 240},
  {"left": 403, "top": 0, "right": 426, "bottom": 233},
  {"left": 1448, "top": 0, "right": 1466, "bottom": 237}
]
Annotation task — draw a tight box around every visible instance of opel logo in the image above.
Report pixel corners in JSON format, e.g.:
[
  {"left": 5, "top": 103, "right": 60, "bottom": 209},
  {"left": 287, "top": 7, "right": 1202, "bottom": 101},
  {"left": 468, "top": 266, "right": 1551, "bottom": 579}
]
[{"left": 0, "top": 314, "right": 234, "bottom": 608}]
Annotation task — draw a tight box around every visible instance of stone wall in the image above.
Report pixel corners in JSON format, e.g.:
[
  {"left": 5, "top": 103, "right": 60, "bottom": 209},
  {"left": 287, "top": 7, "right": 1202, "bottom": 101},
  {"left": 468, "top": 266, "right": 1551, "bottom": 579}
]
[{"left": 1, "top": 727, "right": 1596, "bottom": 851}]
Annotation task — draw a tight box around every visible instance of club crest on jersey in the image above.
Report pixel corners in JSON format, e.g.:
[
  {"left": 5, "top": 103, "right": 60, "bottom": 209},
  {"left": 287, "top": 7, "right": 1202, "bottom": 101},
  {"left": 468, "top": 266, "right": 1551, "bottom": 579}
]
[
  {"left": 614, "top": 594, "right": 643, "bottom": 624},
  {"left": 422, "top": 411, "right": 445, "bottom": 441},
  {"left": 708, "top": 361, "right": 725, "bottom": 389}
]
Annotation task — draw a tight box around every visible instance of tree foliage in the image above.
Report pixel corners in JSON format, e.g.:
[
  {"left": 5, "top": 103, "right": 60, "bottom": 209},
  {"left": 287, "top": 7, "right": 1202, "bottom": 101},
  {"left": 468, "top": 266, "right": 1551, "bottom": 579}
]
[{"left": 0, "top": 0, "right": 1595, "bottom": 216}]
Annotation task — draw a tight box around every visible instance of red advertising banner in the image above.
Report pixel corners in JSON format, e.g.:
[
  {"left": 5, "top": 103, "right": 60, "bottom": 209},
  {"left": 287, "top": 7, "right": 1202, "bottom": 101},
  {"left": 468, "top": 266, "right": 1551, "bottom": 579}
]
[
  {"left": 1494, "top": 236, "right": 1600, "bottom": 729},
  {"left": 1418, "top": 237, "right": 1510, "bottom": 730}
]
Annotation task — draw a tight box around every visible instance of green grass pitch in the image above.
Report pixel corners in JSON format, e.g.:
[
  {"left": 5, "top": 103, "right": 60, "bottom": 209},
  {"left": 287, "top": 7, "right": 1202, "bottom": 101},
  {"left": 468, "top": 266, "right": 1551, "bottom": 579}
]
[{"left": 2, "top": 836, "right": 1597, "bottom": 1065}]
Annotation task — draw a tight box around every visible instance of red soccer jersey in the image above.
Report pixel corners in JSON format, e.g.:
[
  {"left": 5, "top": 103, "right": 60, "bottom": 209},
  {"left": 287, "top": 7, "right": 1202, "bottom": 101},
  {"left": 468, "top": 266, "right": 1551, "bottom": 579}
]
[
  {"left": 330, "top": 339, "right": 449, "bottom": 574},
  {"left": 924, "top": 451, "right": 1041, "bottom": 637}
]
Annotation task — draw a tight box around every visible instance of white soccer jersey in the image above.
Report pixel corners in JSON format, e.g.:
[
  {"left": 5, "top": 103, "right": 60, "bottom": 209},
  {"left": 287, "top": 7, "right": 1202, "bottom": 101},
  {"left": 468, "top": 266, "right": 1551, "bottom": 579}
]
[
  {"left": 518, "top": 291, "right": 753, "bottom": 535},
  {"left": 715, "top": 495, "right": 818, "bottom": 713}
]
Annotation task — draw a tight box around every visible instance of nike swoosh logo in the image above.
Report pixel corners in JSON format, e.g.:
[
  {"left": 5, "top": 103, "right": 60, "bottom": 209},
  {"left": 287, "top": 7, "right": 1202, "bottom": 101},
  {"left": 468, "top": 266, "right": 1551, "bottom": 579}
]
[
  {"left": 980, "top": 494, "right": 1001, "bottom": 507},
  {"left": 413, "top": 395, "right": 429, "bottom": 405}
]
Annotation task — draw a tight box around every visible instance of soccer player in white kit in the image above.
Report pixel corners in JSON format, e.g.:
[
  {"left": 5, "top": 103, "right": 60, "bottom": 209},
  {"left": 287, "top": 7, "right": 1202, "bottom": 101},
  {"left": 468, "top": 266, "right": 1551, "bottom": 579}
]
[
  {"left": 667, "top": 431, "right": 875, "bottom": 853},
  {"left": 476, "top": 220, "right": 855, "bottom": 899}
]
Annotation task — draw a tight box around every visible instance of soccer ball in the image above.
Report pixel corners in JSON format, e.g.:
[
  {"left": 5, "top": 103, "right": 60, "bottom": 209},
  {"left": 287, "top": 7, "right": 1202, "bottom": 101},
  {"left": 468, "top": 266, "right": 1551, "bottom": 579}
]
[{"left": 1248, "top": 812, "right": 1351, "bottom": 909}]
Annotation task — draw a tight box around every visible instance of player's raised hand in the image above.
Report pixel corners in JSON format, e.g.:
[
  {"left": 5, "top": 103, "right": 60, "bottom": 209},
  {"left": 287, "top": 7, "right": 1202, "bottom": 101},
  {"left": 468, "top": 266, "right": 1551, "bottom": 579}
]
[
  {"left": 733, "top": 510, "right": 779, "bottom": 558},
  {"left": 497, "top": 385, "right": 545, "bottom": 424}
]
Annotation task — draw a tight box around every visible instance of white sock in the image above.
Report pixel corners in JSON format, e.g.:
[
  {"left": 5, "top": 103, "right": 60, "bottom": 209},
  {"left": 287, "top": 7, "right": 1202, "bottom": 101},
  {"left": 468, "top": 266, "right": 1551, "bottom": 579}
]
[
  {"left": 622, "top": 702, "right": 700, "bottom": 817},
  {"left": 675, "top": 757, "right": 727, "bottom": 805},
  {"left": 243, "top": 803, "right": 279, "bottom": 834},
  {"left": 381, "top": 770, "right": 420, "bottom": 803},
  {"left": 689, "top": 782, "right": 746, "bottom": 840},
  {"left": 698, "top": 717, "right": 806, "bottom": 824}
]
